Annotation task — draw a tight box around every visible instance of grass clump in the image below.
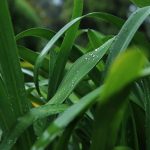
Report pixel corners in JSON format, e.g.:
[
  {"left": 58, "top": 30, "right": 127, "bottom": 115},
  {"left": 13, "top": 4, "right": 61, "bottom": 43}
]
[{"left": 0, "top": 0, "right": 150, "bottom": 150}]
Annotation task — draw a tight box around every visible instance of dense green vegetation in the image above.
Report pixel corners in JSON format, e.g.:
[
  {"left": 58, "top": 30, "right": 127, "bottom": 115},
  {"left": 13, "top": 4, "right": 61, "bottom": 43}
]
[{"left": 0, "top": 0, "right": 150, "bottom": 150}]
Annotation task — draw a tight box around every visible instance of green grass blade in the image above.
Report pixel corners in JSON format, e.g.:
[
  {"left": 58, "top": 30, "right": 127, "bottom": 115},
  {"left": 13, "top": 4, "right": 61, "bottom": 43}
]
[
  {"left": 141, "top": 79, "right": 150, "bottom": 150},
  {"left": 130, "top": 0, "right": 150, "bottom": 7},
  {"left": 106, "top": 6, "right": 150, "bottom": 69},
  {"left": 0, "top": 75, "right": 13, "bottom": 132},
  {"left": 0, "top": 0, "right": 30, "bottom": 137},
  {"left": 54, "top": 119, "right": 79, "bottom": 150},
  {"left": 15, "top": 0, "right": 40, "bottom": 24},
  {"left": 0, "top": 104, "right": 68, "bottom": 150},
  {"left": 16, "top": 28, "right": 56, "bottom": 41},
  {"left": 113, "top": 146, "right": 133, "bottom": 150},
  {"left": 87, "top": 29, "right": 105, "bottom": 49},
  {"left": 91, "top": 51, "right": 146, "bottom": 150},
  {"left": 47, "top": 0, "right": 84, "bottom": 99},
  {"left": 31, "top": 51, "right": 146, "bottom": 150},
  {"left": 0, "top": 1, "right": 34, "bottom": 149},
  {"left": 48, "top": 38, "right": 114, "bottom": 104},
  {"left": 31, "top": 87, "right": 102, "bottom": 150},
  {"left": 33, "top": 12, "right": 124, "bottom": 95},
  {"left": 18, "top": 46, "right": 49, "bottom": 72}
]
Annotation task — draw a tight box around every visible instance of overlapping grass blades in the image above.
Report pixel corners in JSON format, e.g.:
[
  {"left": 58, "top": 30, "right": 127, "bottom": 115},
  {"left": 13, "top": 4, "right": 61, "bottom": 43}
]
[
  {"left": 0, "top": 0, "right": 150, "bottom": 150},
  {"left": 0, "top": 0, "right": 33, "bottom": 148},
  {"left": 0, "top": 104, "right": 68, "bottom": 150},
  {"left": 32, "top": 50, "right": 147, "bottom": 150},
  {"left": 91, "top": 51, "right": 146, "bottom": 150},
  {"left": 47, "top": 0, "right": 84, "bottom": 99},
  {"left": 0, "top": 35, "right": 114, "bottom": 150}
]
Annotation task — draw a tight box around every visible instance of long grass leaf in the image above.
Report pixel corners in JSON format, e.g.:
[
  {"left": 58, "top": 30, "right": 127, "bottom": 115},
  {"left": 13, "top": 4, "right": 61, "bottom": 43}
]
[
  {"left": 31, "top": 87, "right": 102, "bottom": 150},
  {"left": 47, "top": 0, "right": 84, "bottom": 99},
  {"left": 33, "top": 12, "right": 124, "bottom": 95},
  {"left": 48, "top": 38, "right": 114, "bottom": 104},
  {"left": 0, "top": 1, "right": 32, "bottom": 148},
  {"left": 0, "top": 0, "right": 28, "bottom": 124},
  {"left": 0, "top": 104, "right": 68, "bottom": 150},
  {"left": 32, "top": 51, "right": 146, "bottom": 150},
  {"left": 106, "top": 6, "right": 150, "bottom": 69}
]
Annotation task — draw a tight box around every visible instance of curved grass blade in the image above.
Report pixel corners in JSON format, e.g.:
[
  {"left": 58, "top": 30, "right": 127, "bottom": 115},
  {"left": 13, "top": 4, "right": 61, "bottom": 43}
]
[
  {"left": 31, "top": 51, "right": 146, "bottom": 150},
  {"left": 47, "top": 0, "right": 84, "bottom": 99},
  {"left": 106, "top": 6, "right": 150, "bottom": 69},
  {"left": 16, "top": 28, "right": 56, "bottom": 41},
  {"left": 48, "top": 38, "right": 114, "bottom": 105},
  {"left": 18, "top": 46, "right": 49, "bottom": 72},
  {"left": 15, "top": 0, "right": 40, "bottom": 24},
  {"left": 0, "top": 104, "right": 68, "bottom": 150},
  {"left": 31, "top": 87, "right": 102, "bottom": 150},
  {"left": 33, "top": 12, "right": 124, "bottom": 95}
]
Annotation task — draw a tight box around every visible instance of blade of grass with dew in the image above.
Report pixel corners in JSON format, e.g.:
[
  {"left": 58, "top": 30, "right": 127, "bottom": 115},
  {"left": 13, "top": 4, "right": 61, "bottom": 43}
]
[
  {"left": 15, "top": 12, "right": 149, "bottom": 94},
  {"left": 48, "top": 38, "right": 114, "bottom": 105},
  {"left": 33, "top": 9, "right": 150, "bottom": 95},
  {"left": 0, "top": 104, "right": 68, "bottom": 150},
  {"left": 31, "top": 51, "right": 146, "bottom": 150},
  {"left": 16, "top": 27, "right": 149, "bottom": 87},
  {"left": 33, "top": 12, "right": 125, "bottom": 95},
  {"left": 0, "top": 0, "right": 32, "bottom": 149},
  {"left": 91, "top": 50, "right": 146, "bottom": 150}
]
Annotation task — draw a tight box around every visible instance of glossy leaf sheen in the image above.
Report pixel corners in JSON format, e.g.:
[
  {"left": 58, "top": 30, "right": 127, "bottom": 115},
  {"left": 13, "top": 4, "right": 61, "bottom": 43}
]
[{"left": 48, "top": 38, "right": 114, "bottom": 104}]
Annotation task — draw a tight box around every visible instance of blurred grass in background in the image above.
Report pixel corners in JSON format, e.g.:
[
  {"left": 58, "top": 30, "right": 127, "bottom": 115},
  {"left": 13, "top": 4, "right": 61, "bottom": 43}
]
[{"left": 9, "top": 0, "right": 150, "bottom": 50}]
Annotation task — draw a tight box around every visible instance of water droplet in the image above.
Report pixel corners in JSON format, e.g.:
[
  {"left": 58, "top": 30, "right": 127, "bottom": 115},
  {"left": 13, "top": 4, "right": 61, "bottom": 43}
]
[
  {"left": 43, "top": 131, "right": 49, "bottom": 140},
  {"left": 31, "top": 146, "right": 36, "bottom": 150}
]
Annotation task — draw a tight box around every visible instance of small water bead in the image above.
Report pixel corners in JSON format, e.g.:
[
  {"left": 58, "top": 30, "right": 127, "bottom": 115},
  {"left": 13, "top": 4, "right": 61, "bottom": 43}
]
[
  {"left": 95, "top": 48, "right": 98, "bottom": 52},
  {"left": 31, "top": 146, "right": 36, "bottom": 150},
  {"left": 85, "top": 57, "right": 88, "bottom": 60},
  {"left": 43, "top": 131, "right": 49, "bottom": 140}
]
